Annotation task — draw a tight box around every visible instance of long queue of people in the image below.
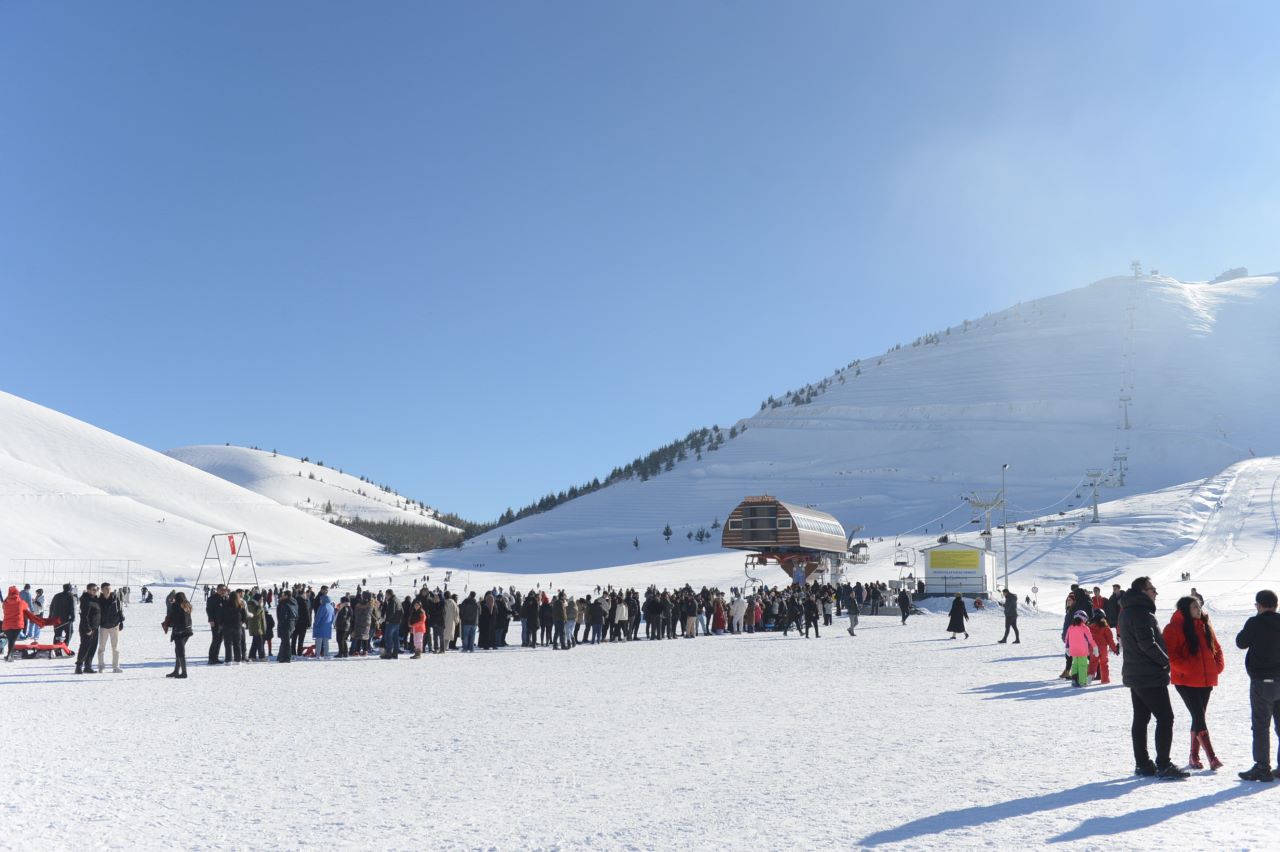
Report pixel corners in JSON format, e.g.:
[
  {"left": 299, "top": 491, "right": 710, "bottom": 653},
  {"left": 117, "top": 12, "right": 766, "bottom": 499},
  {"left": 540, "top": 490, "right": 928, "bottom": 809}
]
[{"left": 163, "top": 579, "right": 920, "bottom": 674}]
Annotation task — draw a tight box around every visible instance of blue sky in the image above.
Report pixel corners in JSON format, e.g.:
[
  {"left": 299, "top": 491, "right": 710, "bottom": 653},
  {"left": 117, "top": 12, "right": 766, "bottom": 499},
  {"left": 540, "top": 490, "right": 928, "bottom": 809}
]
[{"left": 2, "top": 2, "right": 1278, "bottom": 520}]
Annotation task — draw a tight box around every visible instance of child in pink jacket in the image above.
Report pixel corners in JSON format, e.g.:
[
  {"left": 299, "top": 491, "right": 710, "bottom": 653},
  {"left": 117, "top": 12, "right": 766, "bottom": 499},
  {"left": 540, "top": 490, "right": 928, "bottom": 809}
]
[{"left": 1064, "top": 611, "right": 1098, "bottom": 687}]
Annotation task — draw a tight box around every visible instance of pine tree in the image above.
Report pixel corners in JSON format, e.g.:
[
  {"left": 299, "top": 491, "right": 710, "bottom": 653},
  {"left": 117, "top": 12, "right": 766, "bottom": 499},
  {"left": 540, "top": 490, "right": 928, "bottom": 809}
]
[
  {"left": 497, "top": 535, "right": 508, "bottom": 552},
  {"left": 632, "top": 537, "right": 639, "bottom": 549},
  {"left": 663, "top": 524, "right": 672, "bottom": 542}
]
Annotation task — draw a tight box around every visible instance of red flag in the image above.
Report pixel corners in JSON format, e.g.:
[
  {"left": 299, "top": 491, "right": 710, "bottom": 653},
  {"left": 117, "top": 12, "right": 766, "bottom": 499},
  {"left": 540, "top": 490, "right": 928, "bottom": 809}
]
[{"left": 228, "top": 535, "right": 237, "bottom": 555}]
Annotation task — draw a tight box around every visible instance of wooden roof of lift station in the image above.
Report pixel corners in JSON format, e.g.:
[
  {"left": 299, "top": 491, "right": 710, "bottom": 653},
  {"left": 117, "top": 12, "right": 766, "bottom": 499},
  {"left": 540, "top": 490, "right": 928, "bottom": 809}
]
[{"left": 721, "top": 495, "right": 848, "bottom": 582}]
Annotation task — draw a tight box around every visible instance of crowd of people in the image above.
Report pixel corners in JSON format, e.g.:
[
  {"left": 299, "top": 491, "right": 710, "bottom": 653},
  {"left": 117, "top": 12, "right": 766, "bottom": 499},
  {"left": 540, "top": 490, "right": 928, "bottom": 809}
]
[
  {"left": 1049, "top": 577, "right": 1280, "bottom": 783},
  {"left": 11, "top": 569, "right": 1280, "bottom": 786},
  {"left": 171, "top": 578, "right": 918, "bottom": 673}
]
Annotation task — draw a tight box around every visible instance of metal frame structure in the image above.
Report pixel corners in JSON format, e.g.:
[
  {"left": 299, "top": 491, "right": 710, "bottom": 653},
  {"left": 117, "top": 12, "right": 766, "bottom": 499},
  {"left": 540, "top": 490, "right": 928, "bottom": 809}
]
[{"left": 190, "top": 532, "right": 260, "bottom": 596}]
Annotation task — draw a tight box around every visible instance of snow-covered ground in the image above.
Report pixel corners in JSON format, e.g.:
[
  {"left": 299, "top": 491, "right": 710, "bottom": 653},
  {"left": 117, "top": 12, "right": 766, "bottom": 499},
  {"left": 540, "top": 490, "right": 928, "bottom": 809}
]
[{"left": 10, "top": 596, "right": 1277, "bottom": 850}]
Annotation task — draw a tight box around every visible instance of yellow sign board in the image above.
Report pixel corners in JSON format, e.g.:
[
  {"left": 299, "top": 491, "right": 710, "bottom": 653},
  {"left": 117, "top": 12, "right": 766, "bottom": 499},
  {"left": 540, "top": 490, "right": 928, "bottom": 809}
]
[{"left": 930, "top": 549, "right": 981, "bottom": 571}]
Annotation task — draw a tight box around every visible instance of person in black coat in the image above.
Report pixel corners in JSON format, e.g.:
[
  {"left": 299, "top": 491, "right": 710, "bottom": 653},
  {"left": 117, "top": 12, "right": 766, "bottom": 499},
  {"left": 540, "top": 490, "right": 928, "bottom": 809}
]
[
  {"left": 1104, "top": 584, "right": 1124, "bottom": 634},
  {"left": 897, "top": 589, "right": 913, "bottom": 625},
  {"left": 293, "top": 588, "right": 312, "bottom": 655},
  {"left": 164, "top": 592, "right": 194, "bottom": 678},
  {"left": 49, "top": 583, "right": 76, "bottom": 653},
  {"left": 220, "top": 590, "right": 246, "bottom": 663},
  {"left": 1118, "top": 577, "right": 1186, "bottom": 778},
  {"left": 1235, "top": 589, "right": 1280, "bottom": 781},
  {"left": 206, "top": 586, "right": 227, "bottom": 664},
  {"left": 276, "top": 591, "right": 298, "bottom": 663},
  {"left": 946, "top": 593, "right": 969, "bottom": 639},
  {"left": 998, "top": 589, "right": 1020, "bottom": 643},
  {"left": 803, "top": 595, "right": 820, "bottom": 638},
  {"left": 522, "top": 595, "right": 540, "bottom": 647},
  {"left": 74, "top": 584, "right": 102, "bottom": 674}
]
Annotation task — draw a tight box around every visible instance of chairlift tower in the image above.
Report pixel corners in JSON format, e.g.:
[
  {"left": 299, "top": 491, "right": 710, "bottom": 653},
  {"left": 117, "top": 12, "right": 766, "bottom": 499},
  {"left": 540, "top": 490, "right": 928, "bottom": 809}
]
[
  {"left": 1086, "top": 469, "right": 1104, "bottom": 523},
  {"left": 965, "top": 491, "right": 1003, "bottom": 552},
  {"left": 1119, "top": 395, "right": 1132, "bottom": 430},
  {"left": 1112, "top": 450, "right": 1128, "bottom": 486}
]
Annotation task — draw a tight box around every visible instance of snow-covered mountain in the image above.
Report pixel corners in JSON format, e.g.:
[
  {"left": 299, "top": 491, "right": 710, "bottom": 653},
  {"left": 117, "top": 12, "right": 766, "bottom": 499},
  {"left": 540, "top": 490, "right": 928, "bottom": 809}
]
[
  {"left": 0, "top": 391, "right": 385, "bottom": 584},
  {"left": 429, "top": 273, "right": 1280, "bottom": 572},
  {"left": 166, "top": 445, "right": 462, "bottom": 532}
]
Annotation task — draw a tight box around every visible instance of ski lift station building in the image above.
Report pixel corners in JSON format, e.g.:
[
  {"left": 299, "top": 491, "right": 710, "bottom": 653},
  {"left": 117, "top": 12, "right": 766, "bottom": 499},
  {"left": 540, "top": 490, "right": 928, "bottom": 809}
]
[
  {"left": 721, "top": 495, "right": 848, "bottom": 582},
  {"left": 919, "top": 541, "right": 995, "bottom": 597}
]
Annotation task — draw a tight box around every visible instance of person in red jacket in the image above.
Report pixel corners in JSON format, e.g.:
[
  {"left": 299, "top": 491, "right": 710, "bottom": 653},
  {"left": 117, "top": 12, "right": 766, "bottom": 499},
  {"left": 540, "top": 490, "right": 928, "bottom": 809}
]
[
  {"left": 4, "top": 585, "right": 52, "bottom": 661},
  {"left": 1163, "top": 595, "right": 1225, "bottom": 770},
  {"left": 1088, "top": 611, "right": 1119, "bottom": 684}
]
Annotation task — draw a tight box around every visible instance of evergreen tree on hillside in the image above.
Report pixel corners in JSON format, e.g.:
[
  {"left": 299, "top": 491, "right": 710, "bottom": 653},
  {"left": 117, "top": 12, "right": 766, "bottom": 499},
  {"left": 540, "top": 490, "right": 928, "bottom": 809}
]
[
  {"left": 632, "top": 537, "right": 639, "bottom": 549},
  {"left": 663, "top": 524, "right": 672, "bottom": 542},
  {"left": 497, "top": 535, "right": 508, "bottom": 552}
]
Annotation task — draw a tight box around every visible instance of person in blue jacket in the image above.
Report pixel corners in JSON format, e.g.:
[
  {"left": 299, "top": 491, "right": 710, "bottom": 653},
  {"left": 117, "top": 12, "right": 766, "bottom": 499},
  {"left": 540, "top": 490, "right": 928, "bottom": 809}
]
[{"left": 312, "top": 587, "right": 335, "bottom": 659}]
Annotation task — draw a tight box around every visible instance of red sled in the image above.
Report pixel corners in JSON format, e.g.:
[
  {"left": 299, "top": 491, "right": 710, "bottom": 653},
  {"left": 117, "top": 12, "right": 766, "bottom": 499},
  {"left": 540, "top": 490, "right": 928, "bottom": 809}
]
[{"left": 13, "top": 642, "right": 74, "bottom": 659}]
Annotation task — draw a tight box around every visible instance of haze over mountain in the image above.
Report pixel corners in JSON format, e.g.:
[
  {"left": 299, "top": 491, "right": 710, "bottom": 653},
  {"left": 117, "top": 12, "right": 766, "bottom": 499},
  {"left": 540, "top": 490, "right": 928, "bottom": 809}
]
[{"left": 427, "top": 272, "right": 1280, "bottom": 572}]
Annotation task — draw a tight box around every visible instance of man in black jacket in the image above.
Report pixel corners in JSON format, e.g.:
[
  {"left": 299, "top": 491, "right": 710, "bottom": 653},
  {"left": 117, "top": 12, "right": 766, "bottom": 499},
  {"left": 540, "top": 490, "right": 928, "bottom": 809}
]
[
  {"left": 206, "top": 585, "right": 227, "bottom": 664},
  {"left": 293, "top": 588, "right": 313, "bottom": 655},
  {"left": 998, "top": 588, "right": 1020, "bottom": 643},
  {"left": 96, "top": 583, "right": 126, "bottom": 673},
  {"left": 1236, "top": 589, "right": 1280, "bottom": 782},
  {"left": 276, "top": 591, "right": 298, "bottom": 662},
  {"left": 1104, "top": 584, "right": 1123, "bottom": 638},
  {"left": 1118, "top": 576, "right": 1188, "bottom": 779},
  {"left": 49, "top": 583, "right": 76, "bottom": 654},
  {"left": 74, "top": 583, "right": 102, "bottom": 674}
]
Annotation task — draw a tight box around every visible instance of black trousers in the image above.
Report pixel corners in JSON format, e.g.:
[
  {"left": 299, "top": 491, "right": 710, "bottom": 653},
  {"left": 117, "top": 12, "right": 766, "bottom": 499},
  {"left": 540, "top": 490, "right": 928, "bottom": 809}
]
[
  {"left": 293, "top": 626, "right": 307, "bottom": 654},
  {"left": 1174, "top": 684, "right": 1213, "bottom": 732},
  {"left": 336, "top": 629, "right": 349, "bottom": 657},
  {"left": 1001, "top": 617, "right": 1020, "bottom": 642},
  {"left": 249, "top": 634, "right": 266, "bottom": 660},
  {"left": 901, "top": 607, "right": 911, "bottom": 625},
  {"left": 1249, "top": 678, "right": 1280, "bottom": 769},
  {"left": 1130, "top": 685, "right": 1175, "bottom": 766},
  {"left": 174, "top": 634, "right": 188, "bottom": 673},
  {"left": 77, "top": 630, "right": 99, "bottom": 669},
  {"left": 804, "top": 616, "right": 820, "bottom": 637},
  {"left": 208, "top": 625, "right": 223, "bottom": 663},
  {"left": 3, "top": 629, "right": 19, "bottom": 660},
  {"left": 54, "top": 623, "right": 73, "bottom": 648}
]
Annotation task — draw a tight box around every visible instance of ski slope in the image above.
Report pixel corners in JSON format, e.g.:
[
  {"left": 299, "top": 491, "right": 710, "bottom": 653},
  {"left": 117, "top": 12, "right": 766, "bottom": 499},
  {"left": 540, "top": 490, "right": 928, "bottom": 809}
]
[
  {"left": 166, "top": 445, "right": 461, "bottom": 532},
  {"left": 0, "top": 391, "right": 385, "bottom": 584},
  {"left": 429, "top": 273, "right": 1280, "bottom": 573}
]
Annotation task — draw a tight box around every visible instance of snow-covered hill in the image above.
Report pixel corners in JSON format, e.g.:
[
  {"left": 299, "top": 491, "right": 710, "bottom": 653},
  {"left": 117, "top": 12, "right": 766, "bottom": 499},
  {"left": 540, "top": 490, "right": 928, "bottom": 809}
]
[
  {"left": 429, "top": 273, "right": 1280, "bottom": 572},
  {"left": 0, "top": 391, "right": 386, "bottom": 584},
  {"left": 166, "top": 445, "right": 462, "bottom": 532}
]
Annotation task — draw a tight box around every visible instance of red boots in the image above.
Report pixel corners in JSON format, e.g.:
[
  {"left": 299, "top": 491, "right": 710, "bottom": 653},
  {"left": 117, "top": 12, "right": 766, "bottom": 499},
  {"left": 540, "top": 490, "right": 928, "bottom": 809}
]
[{"left": 1197, "top": 730, "right": 1223, "bottom": 770}]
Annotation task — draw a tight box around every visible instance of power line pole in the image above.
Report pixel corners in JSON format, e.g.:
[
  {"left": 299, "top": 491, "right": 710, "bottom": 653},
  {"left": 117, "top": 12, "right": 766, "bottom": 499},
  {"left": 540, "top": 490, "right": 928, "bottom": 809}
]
[{"left": 1001, "top": 463, "right": 1010, "bottom": 589}]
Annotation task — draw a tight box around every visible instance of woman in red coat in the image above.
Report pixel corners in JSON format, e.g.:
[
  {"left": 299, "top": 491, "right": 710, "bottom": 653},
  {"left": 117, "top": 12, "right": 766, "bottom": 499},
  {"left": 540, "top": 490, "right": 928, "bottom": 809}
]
[
  {"left": 4, "top": 585, "right": 52, "bottom": 661},
  {"left": 1163, "top": 596, "right": 1225, "bottom": 770}
]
